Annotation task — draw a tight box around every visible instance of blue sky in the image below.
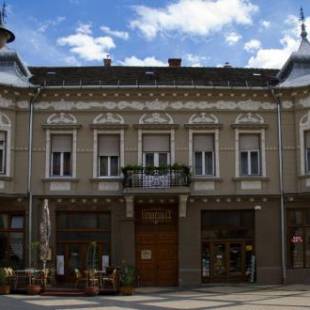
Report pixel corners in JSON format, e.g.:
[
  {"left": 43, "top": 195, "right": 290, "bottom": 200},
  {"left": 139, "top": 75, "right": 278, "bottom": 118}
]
[{"left": 5, "top": 0, "right": 310, "bottom": 68}]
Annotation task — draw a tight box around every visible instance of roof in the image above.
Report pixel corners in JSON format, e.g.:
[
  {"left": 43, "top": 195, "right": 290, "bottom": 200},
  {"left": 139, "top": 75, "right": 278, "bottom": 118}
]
[{"left": 28, "top": 66, "right": 279, "bottom": 88}]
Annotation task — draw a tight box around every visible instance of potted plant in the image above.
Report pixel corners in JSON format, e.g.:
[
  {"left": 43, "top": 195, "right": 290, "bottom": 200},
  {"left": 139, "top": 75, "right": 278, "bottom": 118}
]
[
  {"left": 84, "top": 241, "right": 99, "bottom": 296},
  {"left": 0, "top": 268, "right": 10, "bottom": 295},
  {"left": 27, "top": 241, "right": 42, "bottom": 295},
  {"left": 119, "top": 263, "right": 136, "bottom": 295}
]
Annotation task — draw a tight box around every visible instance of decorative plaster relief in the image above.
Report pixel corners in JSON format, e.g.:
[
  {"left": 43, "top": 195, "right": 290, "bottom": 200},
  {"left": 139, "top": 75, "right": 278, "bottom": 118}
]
[
  {"left": 33, "top": 100, "right": 278, "bottom": 112},
  {"left": 300, "top": 111, "right": 310, "bottom": 127},
  {"left": 47, "top": 112, "right": 77, "bottom": 125},
  {"left": 139, "top": 112, "right": 174, "bottom": 124},
  {"left": 0, "top": 112, "right": 11, "bottom": 126},
  {"left": 93, "top": 113, "right": 124, "bottom": 124},
  {"left": 98, "top": 181, "right": 120, "bottom": 191},
  {"left": 50, "top": 182, "right": 71, "bottom": 191},
  {"left": 194, "top": 181, "right": 215, "bottom": 191},
  {"left": 188, "top": 113, "right": 218, "bottom": 124},
  {"left": 235, "top": 112, "right": 264, "bottom": 124},
  {"left": 241, "top": 181, "right": 262, "bottom": 190}
]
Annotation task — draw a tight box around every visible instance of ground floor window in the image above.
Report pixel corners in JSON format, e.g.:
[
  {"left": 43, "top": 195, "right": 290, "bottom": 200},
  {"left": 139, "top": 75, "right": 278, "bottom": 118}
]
[
  {"left": 56, "top": 212, "right": 111, "bottom": 281},
  {"left": 201, "top": 210, "right": 255, "bottom": 282},
  {"left": 0, "top": 213, "right": 25, "bottom": 268},
  {"left": 287, "top": 209, "right": 310, "bottom": 269}
]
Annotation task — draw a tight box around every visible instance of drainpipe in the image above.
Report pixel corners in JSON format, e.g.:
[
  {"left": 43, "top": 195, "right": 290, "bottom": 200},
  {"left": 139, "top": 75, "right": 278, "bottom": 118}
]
[
  {"left": 271, "top": 88, "right": 287, "bottom": 284},
  {"left": 27, "top": 87, "right": 41, "bottom": 268}
]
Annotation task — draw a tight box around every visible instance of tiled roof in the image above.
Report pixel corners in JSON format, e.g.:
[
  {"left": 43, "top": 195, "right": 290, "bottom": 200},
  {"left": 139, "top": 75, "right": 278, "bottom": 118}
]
[{"left": 29, "top": 66, "right": 279, "bottom": 88}]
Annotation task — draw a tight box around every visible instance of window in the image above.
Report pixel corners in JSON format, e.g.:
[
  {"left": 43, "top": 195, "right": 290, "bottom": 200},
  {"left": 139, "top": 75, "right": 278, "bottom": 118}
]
[
  {"left": 98, "top": 135, "right": 120, "bottom": 177},
  {"left": 0, "top": 214, "right": 24, "bottom": 268},
  {"left": 0, "top": 131, "right": 6, "bottom": 174},
  {"left": 143, "top": 135, "right": 170, "bottom": 167},
  {"left": 193, "top": 134, "right": 215, "bottom": 176},
  {"left": 288, "top": 209, "right": 310, "bottom": 269},
  {"left": 305, "top": 131, "right": 310, "bottom": 174},
  {"left": 50, "top": 134, "right": 72, "bottom": 177},
  {"left": 239, "top": 134, "right": 261, "bottom": 176}
]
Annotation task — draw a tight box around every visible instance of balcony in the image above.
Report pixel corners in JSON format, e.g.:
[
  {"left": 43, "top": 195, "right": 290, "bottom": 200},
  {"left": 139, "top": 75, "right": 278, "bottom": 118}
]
[{"left": 123, "top": 165, "right": 190, "bottom": 189}]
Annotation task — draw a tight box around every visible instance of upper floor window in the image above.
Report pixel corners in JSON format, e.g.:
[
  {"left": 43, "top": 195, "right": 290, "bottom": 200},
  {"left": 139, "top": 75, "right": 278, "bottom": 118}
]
[
  {"left": 193, "top": 134, "right": 215, "bottom": 176},
  {"left": 305, "top": 131, "right": 310, "bottom": 174},
  {"left": 142, "top": 134, "right": 170, "bottom": 167},
  {"left": 239, "top": 134, "right": 261, "bottom": 176},
  {"left": 0, "top": 131, "right": 6, "bottom": 175},
  {"left": 98, "top": 135, "right": 120, "bottom": 177},
  {"left": 50, "top": 134, "right": 72, "bottom": 177}
]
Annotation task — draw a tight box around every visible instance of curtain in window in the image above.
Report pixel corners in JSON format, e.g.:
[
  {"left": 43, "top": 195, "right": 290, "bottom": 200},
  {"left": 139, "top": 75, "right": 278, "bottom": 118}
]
[{"left": 143, "top": 135, "right": 170, "bottom": 152}]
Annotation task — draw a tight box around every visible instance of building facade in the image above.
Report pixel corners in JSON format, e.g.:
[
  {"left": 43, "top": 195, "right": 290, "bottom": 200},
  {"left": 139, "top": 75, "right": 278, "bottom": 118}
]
[{"left": 1, "top": 13, "right": 310, "bottom": 287}]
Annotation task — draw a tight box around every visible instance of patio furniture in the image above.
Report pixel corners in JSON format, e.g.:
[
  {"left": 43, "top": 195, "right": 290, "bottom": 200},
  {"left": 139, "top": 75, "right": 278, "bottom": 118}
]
[
  {"left": 97, "top": 268, "right": 120, "bottom": 292},
  {"left": 74, "top": 269, "right": 88, "bottom": 288}
]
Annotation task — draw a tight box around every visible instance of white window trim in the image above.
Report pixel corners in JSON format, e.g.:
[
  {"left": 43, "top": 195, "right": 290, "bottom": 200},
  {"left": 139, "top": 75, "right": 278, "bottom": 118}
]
[
  {"left": 240, "top": 150, "right": 261, "bottom": 176},
  {"left": 93, "top": 129, "right": 124, "bottom": 178},
  {"left": 138, "top": 129, "right": 175, "bottom": 166},
  {"left": 235, "top": 129, "right": 266, "bottom": 178},
  {"left": 0, "top": 119, "right": 11, "bottom": 177},
  {"left": 300, "top": 115, "right": 310, "bottom": 175},
  {"left": 45, "top": 130, "right": 77, "bottom": 178},
  {"left": 143, "top": 152, "right": 170, "bottom": 167},
  {"left": 189, "top": 129, "right": 220, "bottom": 178},
  {"left": 194, "top": 151, "right": 215, "bottom": 176}
]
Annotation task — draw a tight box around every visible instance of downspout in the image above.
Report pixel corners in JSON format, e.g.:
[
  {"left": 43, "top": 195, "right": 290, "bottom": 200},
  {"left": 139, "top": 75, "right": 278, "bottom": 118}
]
[
  {"left": 271, "top": 88, "right": 287, "bottom": 284},
  {"left": 27, "top": 87, "right": 41, "bottom": 268}
]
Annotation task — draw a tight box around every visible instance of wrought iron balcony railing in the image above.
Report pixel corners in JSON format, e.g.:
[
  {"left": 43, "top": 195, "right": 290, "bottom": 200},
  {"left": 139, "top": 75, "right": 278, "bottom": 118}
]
[{"left": 123, "top": 167, "right": 190, "bottom": 188}]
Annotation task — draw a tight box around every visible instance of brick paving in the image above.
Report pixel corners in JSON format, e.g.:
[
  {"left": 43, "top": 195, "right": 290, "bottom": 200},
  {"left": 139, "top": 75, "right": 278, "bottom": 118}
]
[{"left": 1, "top": 285, "right": 310, "bottom": 310}]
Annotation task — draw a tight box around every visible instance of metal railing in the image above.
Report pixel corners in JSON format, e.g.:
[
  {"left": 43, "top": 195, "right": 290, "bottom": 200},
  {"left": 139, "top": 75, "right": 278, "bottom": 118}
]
[{"left": 123, "top": 168, "right": 190, "bottom": 188}]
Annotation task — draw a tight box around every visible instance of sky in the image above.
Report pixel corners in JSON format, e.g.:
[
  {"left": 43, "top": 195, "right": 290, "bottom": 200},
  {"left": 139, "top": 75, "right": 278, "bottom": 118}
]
[{"left": 5, "top": 0, "right": 310, "bottom": 68}]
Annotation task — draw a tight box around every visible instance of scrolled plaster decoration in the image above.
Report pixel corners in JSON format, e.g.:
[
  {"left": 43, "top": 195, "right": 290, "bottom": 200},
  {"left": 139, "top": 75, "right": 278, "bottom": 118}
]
[
  {"left": 189, "top": 112, "right": 218, "bottom": 124},
  {"left": 235, "top": 112, "right": 264, "bottom": 124},
  {"left": 300, "top": 111, "right": 310, "bottom": 127},
  {"left": 0, "top": 112, "right": 11, "bottom": 127},
  {"left": 0, "top": 96, "right": 14, "bottom": 109},
  {"left": 34, "top": 100, "right": 277, "bottom": 111},
  {"left": 93, "top": 112, "right": 124, "bottom": 124},
  {"left": 139, "top": 112, "right": 174, "bottom": 124},
  {"left": 47, "top": 112, "right": 77, "bottom": 125}
]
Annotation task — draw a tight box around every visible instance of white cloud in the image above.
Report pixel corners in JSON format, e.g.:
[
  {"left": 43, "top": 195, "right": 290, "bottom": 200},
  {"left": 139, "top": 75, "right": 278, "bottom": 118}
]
[
  {"left": 225, "top": 32, "right": 242, "bottom": 45},
  {"left": 120, "top": 56, "right": 166, "bottom": 66},
  {"left": 57, "top": 23, "right": 116, "bottom": 61},
  {"left": 100, "top": 26, "right": 129, "bottom": 40},
  {"left": 244, "top": 39, "right": 261, "bottom": 52},
  {"left": 247, "top": 15, "right": 309, "bottom": 68},
  {"left": 260, "top": 20, "right": 271, "bottom": 29},
  {"left": 185, "top": 54, "right": 208, "bottom": 67},
  {"left": 38, "top": 16, "right": 66, "bottom": 33},
  {"left": 130, "top": 0, "right": 258, "bottom": 40}
]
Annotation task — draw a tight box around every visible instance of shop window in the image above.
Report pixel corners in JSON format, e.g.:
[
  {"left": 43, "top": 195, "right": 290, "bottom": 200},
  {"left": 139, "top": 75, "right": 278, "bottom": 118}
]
[
  {"left": 50, "top": 134, "right": 72, "bottom": 177},
  {"left": 193, "top": 134, "right": 215, "bottom": 176},
  {"left": 0, "top": 214, "right": 24, "bottom": 268},
  {"left": 239, "top": 134, "right": 261, "bottom": 176},
  {"left": 97, "top": 135, "right": 120, "bottom": 177},
  {"left": 143, "top": 134, "right": 170, "bottom": 167},
  {"left": 0, "top": 131, "right": 6, "bottom": 174},
  {"left": 287, "top": 209, "right": 310, "bottom": 268}
]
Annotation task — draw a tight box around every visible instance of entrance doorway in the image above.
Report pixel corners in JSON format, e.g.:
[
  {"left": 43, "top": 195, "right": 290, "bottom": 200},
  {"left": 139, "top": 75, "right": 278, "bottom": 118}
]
[
  {"left": 201, "top": 210, "right": 255, "bottom": 282},
  {"left": 135, "top": 205, "right": 178, "bottom": 286},
  {"left": 56, "top": 212, "right": 111, "bottom": 283}
]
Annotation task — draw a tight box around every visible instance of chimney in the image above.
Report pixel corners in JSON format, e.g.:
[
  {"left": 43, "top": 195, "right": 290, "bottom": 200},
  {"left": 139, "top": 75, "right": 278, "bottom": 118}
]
[
  {"left": 104, "top": 57, "right": 112, "bottom": 67},
  {"left": 168, "top": 58, "right": 182, "bottom": 68}
]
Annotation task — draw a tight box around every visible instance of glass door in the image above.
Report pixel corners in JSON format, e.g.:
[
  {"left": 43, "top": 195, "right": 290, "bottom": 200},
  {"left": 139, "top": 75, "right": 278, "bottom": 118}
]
[{"left": 212, "top": 243, "right": 227, "bottom": 278}]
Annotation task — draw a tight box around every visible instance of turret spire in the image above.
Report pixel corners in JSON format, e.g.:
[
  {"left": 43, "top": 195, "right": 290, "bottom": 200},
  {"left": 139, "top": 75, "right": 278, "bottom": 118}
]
[
  {"left": 0, "top": 1, "right": 14, "bottom": 47},
  {"left": 300, "top": 7, "right": 308, "bottom": 40}
]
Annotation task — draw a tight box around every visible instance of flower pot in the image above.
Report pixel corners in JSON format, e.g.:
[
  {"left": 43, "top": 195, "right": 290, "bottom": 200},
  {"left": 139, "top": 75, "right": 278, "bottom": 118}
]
[
  {"left": 27, "top": 284, "right": 41, "bottom": 295},
  {"left": 120, "top": 286, "right": 134, "bottom": 295},
  {"left": 85, "top": 286, "right": 99, "bottom": 296},
  {"left": 0, "top": 285, "right": 10, "bottom": 295}
]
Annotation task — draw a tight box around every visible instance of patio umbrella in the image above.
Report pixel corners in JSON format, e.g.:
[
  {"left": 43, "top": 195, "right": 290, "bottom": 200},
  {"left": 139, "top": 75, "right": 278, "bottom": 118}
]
[{"left": 40, "top": 199, "right": 51, "bottom": 272}]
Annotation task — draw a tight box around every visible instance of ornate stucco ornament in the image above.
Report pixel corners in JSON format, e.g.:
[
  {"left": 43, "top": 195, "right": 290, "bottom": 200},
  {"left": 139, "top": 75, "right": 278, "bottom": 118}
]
[
  {"left": 139, "top": 112, "right": 174, "bottom": 124},
  {"left": 188, "top": 112, "right": 218, "bottom": 124},
  {"left": 235, "top": 112, "right": 265, "bottom": 124},
  {"left": 93, "top": 112, "right": 124, "bottom": 124},
  {"left": 0, "top": 111, "right": 10, "bottom": 127},
  {"left": 46, "top": 112, "right": 77, "bottom": 125}
]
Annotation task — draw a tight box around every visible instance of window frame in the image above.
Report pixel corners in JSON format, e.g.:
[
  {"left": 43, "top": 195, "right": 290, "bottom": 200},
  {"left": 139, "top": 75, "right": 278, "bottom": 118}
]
[
  {"left": 304, "top": 130, "right": 310, "bottom": 175},
  {"left": 0, "top": 131, "right": 6, "bottom": 175},
  {"left": 0, "top": 112, "right": 11, "bottom": 177},
  {"left": 143, "top": 151, "right": 170, "bottom": 167},
  {"left": 287, "top": 209, "right": 310, "bottom": 269},
  {"left": 93, "top": 130, "right": 124, "bottom": 179},
  {"left": 235, "top": 129, "right": 266, "bottom": 178},
  {"left": 46, "top": 130, "right": 77, "bottom": 179},
  {"left": 189, "top": 129, "right": 220, "bottom": 178},
  {"left": 239, "top": 148, "right": 261, "bottom": 177}
]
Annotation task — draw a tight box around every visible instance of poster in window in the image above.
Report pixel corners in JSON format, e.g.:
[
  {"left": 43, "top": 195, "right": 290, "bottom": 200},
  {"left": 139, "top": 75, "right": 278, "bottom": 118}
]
[
  {"left": 56, "top": 255, "right": 64, "bottom": 275},
  {"left": 102, "top": 255, "right": 109, "bottom": 272}
]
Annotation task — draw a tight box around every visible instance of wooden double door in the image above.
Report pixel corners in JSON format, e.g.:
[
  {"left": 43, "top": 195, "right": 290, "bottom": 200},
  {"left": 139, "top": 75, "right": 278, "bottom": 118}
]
[{"left": 135, "top": 205, "right": 178, "bottom": 286}]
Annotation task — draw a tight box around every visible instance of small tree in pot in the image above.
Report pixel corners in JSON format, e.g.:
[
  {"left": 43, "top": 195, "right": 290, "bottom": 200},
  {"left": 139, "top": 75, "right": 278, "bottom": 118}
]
[
  {"left": 27, "top": 241, "right": 42, "bottom": 295},
  {"left": 0, "top": 268, "right": 10, "bottom": 295},
  {"left": 119, "top": 262, "right": 136, "bottom": 295}
]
